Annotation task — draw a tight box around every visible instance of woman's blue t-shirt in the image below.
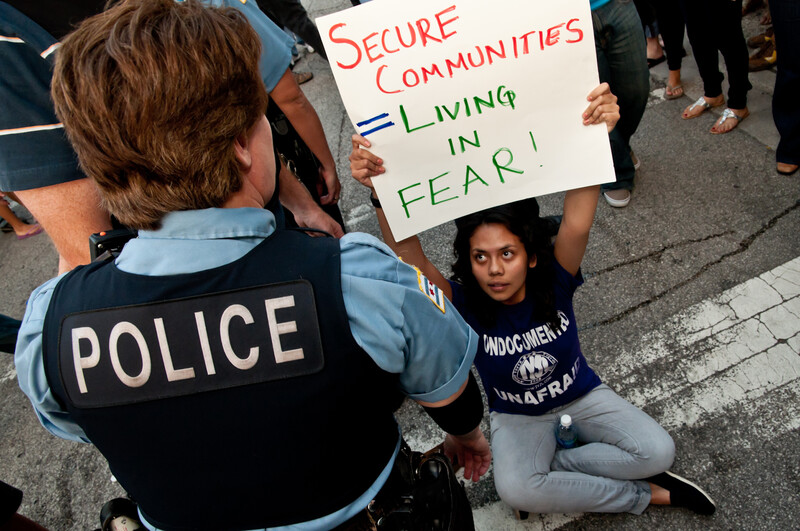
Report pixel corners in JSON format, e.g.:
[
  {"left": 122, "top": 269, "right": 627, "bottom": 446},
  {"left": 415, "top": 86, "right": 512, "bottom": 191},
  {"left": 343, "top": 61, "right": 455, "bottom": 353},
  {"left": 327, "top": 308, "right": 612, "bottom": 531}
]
[{"left": 449, "top": 260, "right": 601, "bottom": 416}]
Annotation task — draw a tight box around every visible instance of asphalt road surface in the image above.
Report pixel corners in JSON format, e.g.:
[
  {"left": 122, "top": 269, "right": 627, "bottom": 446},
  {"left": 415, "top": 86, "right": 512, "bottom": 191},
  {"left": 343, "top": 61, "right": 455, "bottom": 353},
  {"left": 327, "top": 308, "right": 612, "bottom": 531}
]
[{"left": 0, "top": 1, "right": 796, "bottom": 529}]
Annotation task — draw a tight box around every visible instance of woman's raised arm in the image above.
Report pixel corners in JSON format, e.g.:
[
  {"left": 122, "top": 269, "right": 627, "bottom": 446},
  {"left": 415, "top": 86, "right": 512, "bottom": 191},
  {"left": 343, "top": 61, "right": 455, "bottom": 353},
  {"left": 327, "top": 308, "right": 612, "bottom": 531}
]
[
  {"left": 553, "top": 83, "right": 619, "bottom": 276},
  {"left": 553, "top": 185, "right": 600, "bottom": 277},
  {"left": 350, "top": 134, "right": 453, "bottom": 300}
]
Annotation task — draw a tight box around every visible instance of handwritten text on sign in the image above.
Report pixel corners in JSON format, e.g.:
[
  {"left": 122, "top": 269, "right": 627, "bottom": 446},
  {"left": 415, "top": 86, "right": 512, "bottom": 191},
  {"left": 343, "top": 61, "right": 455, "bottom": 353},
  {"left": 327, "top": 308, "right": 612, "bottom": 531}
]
[{"left": 318, "top": 0, "right": 614, "bottom": 240}]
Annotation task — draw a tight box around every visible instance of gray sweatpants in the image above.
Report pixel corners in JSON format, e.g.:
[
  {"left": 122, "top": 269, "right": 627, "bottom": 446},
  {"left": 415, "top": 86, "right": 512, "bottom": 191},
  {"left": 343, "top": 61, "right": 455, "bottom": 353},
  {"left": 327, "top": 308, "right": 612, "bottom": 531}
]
[{"left": 490, "top": 384, "right": 675, "bottom": 515}]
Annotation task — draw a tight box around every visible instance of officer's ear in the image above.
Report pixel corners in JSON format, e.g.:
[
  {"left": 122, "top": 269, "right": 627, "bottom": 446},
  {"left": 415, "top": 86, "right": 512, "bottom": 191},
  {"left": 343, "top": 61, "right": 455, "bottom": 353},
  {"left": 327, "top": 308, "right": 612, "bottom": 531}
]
[{"left": 233, "top": 129, "right": 253, "bottom": 172}]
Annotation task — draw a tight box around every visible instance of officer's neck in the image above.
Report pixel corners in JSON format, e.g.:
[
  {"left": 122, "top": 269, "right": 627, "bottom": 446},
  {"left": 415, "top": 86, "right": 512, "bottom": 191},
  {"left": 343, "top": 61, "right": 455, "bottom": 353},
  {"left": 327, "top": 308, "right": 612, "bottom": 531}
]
[{"left": 222, "top": 179, "right": 269, "bottom": 210}]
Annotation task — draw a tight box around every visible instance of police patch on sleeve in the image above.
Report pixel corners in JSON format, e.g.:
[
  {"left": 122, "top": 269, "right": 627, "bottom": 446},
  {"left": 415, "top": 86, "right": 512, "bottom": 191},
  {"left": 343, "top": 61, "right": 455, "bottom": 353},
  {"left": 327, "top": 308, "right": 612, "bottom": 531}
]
[
  {"left": 57, "top": 281, "right": 324, "bottom": 408},
  {"left": 412, "top": 266, "right": 446, "bottom": 314}
]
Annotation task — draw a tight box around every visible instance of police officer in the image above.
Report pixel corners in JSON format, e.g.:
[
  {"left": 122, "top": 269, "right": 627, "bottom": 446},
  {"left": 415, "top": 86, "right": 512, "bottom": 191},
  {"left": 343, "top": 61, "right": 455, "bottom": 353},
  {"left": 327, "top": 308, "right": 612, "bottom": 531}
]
[{"left": 13, "top": 1, "right": 491, "bottom": 529}]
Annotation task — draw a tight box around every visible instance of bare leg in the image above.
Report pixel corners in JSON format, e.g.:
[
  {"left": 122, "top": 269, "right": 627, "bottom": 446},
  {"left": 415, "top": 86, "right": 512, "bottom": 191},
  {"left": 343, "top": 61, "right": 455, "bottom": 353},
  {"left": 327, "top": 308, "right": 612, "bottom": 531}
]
[
  {"left": 648, "top": 482, "right": 670, "bottom": 505},
  {"left": 647, "top": 37, "right": 664, "bottom": 60},
  {"left": 667, "top": 69, "right": 684, "bottom": 98},
  {"left": 15, "top": 178, "right": 111, "bottom": 273},
  {"left": 0, "top": 199, "right": 40, "bottom": 237}
]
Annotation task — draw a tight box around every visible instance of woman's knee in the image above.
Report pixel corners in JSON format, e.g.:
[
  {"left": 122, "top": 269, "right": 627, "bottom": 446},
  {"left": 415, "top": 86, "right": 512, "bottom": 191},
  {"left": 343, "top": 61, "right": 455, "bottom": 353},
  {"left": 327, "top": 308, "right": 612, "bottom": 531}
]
[
  {"left": 639, "top": 430, "right": 676, "bottom": 475},
  {"left": 494, "top": 471, "right": 553, "bottom": 512}
]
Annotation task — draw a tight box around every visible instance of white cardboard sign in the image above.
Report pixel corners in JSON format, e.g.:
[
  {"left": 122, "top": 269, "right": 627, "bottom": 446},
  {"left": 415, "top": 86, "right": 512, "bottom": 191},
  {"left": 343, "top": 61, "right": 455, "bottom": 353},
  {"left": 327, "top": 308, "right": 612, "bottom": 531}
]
[{"left": 317, "top": 0, "right": 614, "bottom": 240}]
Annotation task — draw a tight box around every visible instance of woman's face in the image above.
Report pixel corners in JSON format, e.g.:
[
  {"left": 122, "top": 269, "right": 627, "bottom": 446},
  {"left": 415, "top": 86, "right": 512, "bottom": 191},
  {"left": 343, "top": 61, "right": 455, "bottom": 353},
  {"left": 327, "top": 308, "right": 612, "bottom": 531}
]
[{"left": 469, "top": 222, "right": 536, "bottom": 305}]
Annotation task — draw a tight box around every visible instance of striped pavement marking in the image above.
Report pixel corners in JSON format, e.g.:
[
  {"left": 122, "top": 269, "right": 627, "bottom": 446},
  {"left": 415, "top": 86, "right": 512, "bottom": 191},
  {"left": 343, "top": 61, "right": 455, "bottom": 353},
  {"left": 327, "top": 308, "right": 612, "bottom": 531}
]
[{"left": 1, "top": 364, "right": 15, "bottom": 384}]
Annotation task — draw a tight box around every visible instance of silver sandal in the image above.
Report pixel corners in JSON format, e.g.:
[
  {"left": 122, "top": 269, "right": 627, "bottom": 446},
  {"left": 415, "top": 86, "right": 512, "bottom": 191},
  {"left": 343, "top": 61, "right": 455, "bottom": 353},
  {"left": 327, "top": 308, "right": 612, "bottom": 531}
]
[
  {"left": 683, "top": 96, "right": 722, "bottom": 119},
  {"left": 687, "top": 96, "right": 711, "bottom": 113},
  {"left": 711, "top": 108, "right": 747, "bottom": 134}
]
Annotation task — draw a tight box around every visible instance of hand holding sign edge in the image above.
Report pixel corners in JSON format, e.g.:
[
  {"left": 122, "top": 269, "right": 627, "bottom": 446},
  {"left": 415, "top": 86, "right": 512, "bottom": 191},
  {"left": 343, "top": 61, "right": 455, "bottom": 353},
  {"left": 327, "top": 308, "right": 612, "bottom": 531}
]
[
  {"left": 582, "top": 82, "right": 619, "bottom": 133},
  {"left": 349, "top": 134, "right": 385, "bottom": 191}
]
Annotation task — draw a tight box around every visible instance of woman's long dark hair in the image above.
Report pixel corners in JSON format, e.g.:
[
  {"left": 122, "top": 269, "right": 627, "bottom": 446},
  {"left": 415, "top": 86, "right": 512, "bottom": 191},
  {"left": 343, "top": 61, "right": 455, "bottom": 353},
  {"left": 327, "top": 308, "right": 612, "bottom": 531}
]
[{"left": 451, "top": 197, "right": 559, "bottom": 329}]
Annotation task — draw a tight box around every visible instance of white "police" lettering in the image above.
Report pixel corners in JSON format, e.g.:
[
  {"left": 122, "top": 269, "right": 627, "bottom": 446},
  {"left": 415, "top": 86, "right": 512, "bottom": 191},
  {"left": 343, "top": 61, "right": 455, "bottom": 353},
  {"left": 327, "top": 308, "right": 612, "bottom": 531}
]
[
  {"left": 220, "top": 304, "right": 259, "bottom": 370},
  {"left": 70, "top": 296, "right": 304, "bottom": 393},
  {"left": 265, "top": 296, "right": 303, "bottom": 363}
]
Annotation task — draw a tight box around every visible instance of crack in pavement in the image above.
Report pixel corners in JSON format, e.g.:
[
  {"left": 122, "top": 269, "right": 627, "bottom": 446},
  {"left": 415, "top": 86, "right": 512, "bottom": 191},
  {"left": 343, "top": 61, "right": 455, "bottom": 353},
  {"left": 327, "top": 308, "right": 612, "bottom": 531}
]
[
  {"left": 584, "top": 229, "right": 736, "bottom": 279},
  {"left": 581, "top": 199, "right": 800, "bottom": 330}
]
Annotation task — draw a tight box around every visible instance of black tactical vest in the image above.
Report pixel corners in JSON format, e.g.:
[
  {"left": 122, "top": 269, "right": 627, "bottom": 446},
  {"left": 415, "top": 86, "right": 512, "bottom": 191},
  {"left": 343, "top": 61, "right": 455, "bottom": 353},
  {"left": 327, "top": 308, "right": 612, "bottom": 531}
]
[{"left": 43, "top": 229, "right": 400, "bottom": 530}]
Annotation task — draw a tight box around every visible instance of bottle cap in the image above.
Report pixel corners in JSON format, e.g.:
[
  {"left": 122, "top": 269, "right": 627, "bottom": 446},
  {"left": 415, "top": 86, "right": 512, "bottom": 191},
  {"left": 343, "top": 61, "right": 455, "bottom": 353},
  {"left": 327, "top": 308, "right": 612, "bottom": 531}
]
[
  {"left": 100, "top": 498, "right": 141, "bottom": 531},
  {"left": 560, "top": 414, "right": 572, "bottom": 427}
]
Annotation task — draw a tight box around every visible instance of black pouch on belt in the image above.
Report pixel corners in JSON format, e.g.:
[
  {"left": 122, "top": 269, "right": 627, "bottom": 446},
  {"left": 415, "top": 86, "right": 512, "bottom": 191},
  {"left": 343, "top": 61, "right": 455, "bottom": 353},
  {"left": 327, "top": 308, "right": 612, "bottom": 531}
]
[{"left": 362, "top": 441, "right": 475, "bottom": 531}]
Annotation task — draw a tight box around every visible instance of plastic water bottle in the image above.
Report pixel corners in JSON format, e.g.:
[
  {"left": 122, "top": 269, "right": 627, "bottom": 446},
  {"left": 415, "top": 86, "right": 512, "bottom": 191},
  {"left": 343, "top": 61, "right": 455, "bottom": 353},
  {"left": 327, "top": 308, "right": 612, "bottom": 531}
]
[
  {"left": 100, "top": 498, "right": 142, "bottom": 531},
  {"left": 555, "top": 414, "right": 578, "bottom": 449}
]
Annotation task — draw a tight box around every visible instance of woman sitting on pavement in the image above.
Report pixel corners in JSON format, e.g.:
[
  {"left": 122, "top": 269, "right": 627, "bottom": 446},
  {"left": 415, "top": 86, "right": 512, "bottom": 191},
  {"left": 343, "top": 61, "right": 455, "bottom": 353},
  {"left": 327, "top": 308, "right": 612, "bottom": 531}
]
[{"left": 349, "top": 82, "right": 717, "bottom": 518}]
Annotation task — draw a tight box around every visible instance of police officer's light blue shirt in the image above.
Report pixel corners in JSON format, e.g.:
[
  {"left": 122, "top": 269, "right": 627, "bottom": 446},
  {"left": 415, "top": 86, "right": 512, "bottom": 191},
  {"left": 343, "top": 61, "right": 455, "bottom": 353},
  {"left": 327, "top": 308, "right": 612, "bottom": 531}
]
[
  {"left": 207, "top": 0, "right": 294, "bottom": 92},
  {"left": 15, "top": 208, "right": 477, "bottom": 531}
]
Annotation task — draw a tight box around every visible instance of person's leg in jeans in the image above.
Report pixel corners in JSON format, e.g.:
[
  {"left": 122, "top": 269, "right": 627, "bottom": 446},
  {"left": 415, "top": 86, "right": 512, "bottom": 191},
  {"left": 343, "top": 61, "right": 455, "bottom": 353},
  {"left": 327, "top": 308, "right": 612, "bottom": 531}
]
[
  {"left": 593, "top": 0, "right": 649, "bottom": 200},
  {"left": 490, "top": 384, "right": 674, "bottom": 514},
  {"left": 769, "top": 0, "right": 800, "bottom": 172},
  {"left": 551, "top": 385, "right": 675, "bottom": 478}
]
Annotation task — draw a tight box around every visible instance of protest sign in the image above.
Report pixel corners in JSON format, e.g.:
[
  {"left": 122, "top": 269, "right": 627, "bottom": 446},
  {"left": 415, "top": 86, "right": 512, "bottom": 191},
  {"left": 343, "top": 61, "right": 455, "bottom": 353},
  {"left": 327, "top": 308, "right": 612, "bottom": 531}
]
[{"left": 317, "top": 0, "right": 615, "bottom": 240}]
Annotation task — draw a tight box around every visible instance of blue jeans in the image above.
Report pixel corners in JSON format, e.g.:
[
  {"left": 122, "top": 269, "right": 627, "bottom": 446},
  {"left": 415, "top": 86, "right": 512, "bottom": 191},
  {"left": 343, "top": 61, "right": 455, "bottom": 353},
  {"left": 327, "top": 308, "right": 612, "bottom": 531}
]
[
  {"left": 592, "top": 0, "right": 650, "bottom": 191},
  {"left": 490, "top": 384, "right": 675, "bottom": 514}
]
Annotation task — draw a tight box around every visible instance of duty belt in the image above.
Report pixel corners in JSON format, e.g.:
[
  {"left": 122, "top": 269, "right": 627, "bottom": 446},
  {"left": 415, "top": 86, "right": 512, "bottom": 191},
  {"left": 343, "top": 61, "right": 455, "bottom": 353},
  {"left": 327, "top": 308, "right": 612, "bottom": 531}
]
[{"left": 334, "top": 440, "right": 475, "bottom": 531}]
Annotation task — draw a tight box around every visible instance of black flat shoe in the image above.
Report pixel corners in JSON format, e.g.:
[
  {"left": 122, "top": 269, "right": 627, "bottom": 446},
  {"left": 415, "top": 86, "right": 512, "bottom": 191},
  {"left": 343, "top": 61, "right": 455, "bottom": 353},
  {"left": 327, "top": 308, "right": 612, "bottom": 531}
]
[{"left": 646, "top": 471, "right": 716, "bottom": 515}]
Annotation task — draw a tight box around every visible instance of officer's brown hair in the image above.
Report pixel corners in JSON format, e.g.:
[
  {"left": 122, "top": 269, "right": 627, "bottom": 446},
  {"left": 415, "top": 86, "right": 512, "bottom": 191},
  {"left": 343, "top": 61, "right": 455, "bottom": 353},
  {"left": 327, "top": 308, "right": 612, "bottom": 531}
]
[{"left": 51, "top": 0, "right": 268, "bottom": 230}]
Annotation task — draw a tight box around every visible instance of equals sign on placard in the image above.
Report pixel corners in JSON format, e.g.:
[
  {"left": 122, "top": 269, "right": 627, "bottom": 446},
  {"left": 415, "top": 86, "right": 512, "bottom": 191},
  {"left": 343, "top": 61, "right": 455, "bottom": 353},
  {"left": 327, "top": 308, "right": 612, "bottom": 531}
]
[{"left": 357, "top": 113, "right": 395, "bottom": 137}]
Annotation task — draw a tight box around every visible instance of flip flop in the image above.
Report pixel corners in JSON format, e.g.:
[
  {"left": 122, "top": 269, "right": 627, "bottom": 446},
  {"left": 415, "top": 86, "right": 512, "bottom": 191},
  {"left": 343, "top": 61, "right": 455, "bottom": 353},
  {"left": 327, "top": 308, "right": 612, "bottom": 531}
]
[
  {"left": 16, "top": 224, "right": 43, "bottom": 240},
  {"left": 710, "top": 108, "right": 749, "bottom": 135},
  {"left": 682, "top": 96, "right": 723, "bottom": 120},
  {"left": 665, "top": 84, "right": 684, "bottom": 100}
]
